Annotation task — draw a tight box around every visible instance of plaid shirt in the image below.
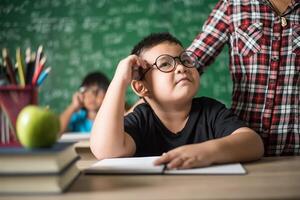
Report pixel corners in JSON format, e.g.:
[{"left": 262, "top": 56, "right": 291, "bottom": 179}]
[{"left": 188, "top": 0, "right": 300, "bottom": 156}]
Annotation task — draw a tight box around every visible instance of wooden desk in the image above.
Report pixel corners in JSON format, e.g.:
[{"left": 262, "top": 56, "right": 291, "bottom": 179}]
[{"left": 1, "top": 156, "right": 300, "bottom": 200}]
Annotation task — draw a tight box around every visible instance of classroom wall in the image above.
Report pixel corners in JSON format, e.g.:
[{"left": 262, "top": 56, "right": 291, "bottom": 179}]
[{"left": 0, "top": 0, "right": 232, "bottom": 113}]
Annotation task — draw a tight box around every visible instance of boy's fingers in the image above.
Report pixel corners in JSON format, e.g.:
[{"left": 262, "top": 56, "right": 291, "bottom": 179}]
[
  {"left": 140, "top": 59, "right": 150, "bottom": 69},
  {"left": 132, "top": 66, "right": 141, "bottom": 80},
  {"left": 77, "top": 93, "right": 84, "bottom": 102},
  {"left": 132, "top": 57, "right": 144, "bottom": 68},
  {"left": 134, "top": 57, "right": 150, "bottom": 69},
  {"left": 73, "top": 93, "right": 79, "bottom": 102},
  {"left": 154, "top": 152, "right": 172, "bottom": 165},
  {"left": 180, "top": 159, "right": 194, "bottom": 169},
  {"left": 167, "top": 157, "right": 185, "bottom": 169}
]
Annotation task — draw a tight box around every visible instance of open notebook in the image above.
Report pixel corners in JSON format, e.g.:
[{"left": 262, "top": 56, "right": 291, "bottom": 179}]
[{"left": 85, "top": 156, "right": 246, "bottom": 175}]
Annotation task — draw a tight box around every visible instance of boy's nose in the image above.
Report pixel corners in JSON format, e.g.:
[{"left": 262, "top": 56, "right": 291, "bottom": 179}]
[{"left": 174, "top": 59, "right": 187, "bottom": 73}]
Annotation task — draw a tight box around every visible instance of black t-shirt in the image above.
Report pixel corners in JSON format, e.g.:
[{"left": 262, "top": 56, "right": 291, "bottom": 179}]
[{"left": 124, "top": 97, "right": 246, "bottom": 156}]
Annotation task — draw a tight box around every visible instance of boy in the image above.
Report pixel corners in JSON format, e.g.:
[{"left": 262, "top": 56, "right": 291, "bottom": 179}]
[
  {"left": 60, "top": 71, "right": 109, "bottom": 133},
  {"left": 90, "top": 32, "right": 264, "bottom": 169}
]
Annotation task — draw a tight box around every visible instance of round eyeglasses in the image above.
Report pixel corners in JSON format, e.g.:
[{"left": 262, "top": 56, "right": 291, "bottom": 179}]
[
  {"left": 153, "top": 50, "right": 200, "bottom": 73},
  {"left": 137, "top": 50, "right": 200, "bottom": 80}
]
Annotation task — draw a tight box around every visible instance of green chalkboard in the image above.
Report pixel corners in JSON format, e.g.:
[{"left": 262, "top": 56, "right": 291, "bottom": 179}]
[{"left": 0, "top": 0, "right": 231, "bottom": 113}]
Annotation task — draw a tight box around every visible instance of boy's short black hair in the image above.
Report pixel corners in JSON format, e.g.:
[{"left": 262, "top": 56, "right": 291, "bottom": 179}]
[
  {"left": 81, "top": 71, "right": 110, "bottom": 91},
  {"left": 131, "top": 32, "right": 183, "bottom": 56}
]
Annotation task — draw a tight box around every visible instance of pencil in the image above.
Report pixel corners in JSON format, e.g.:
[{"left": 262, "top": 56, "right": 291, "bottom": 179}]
[
  {"left": 32, "top": 56, "right": 46, "bottom": 85},
  {"left": 33, "top": 45, "right": 43, "bottom": 80},
  {"left": 2, "top": 48, "right": 17, "bottom": 85},
  {"left": 37, "top": 67, "right": 51, "bottom": 86},
  {"left": 25, "top": 52, "right": 35, "bottom": 85},
  {"left": 16, "top": 48, "right": 26, "bottom": 86}
]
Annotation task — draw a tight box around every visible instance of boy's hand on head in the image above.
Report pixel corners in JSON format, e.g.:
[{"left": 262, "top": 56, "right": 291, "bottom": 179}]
[
  {"left": 154, "top": 143, "right": 216, "bottom": 169},
  {"left": 113, "top": 55, "right": 148, "bottom": 85},
  {"left": 71, "top": 92, "right": 84, "bottom": 111}
]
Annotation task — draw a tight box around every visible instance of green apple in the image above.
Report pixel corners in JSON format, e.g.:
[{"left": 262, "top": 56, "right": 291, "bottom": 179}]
[{"left": 16, "top": 105, "right": 60, "bottom": 148}]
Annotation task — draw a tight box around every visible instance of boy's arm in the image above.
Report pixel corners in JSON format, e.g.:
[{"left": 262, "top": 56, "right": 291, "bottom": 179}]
[
  {"left": 59, "top": 92, "right": 83, "bottom": 134},
  {"left": 59, "top": 105, "right": 76, "bottom": 134},
  {"left": 210, "top": 127, "right": 264, "bottom": 163},
  {"left": 90, "top": 55, "right": 148, "bottom": 160},
  {"left": 155, "top": 127, "right": 264, "bottom": 169}
]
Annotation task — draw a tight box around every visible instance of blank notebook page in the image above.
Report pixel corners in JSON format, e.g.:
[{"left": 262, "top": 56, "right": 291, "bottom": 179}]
[
  {"left": 86, "top": 156, "right": 164, "bottom": 174},
  {"left": 165, "top": 163, "right": 246, "bottom": 175}
]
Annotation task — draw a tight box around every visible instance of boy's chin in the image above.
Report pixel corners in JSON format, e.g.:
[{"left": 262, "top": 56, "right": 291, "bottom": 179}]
[
  {"left": 176, "top": 89, "right": 197, "bottom": 99},
  {"left": 166, "top": 93, "right": 195, "bottom": 104}
]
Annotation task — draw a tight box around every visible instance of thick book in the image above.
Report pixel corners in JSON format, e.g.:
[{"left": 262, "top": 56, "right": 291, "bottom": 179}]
[
  {"left": 0, "top": 142, "right": 78, "bottom": 174},
  {"left": 0, "top": 159, "right": 80, "bottom": 194},
  {"left": 73, "top": 140, "right": 95, "bottom": 160},
  {"left": 59, "top": 133, "right": 94, "bottom": 160},
  {"left": 85, "top": 156, "right": 247, "bottom": 175}
]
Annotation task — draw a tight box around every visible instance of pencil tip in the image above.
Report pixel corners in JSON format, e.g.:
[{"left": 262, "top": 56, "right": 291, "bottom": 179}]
[
  {"left": 16, "top": 48, "right": 21, "bottom": 55},
  {"left": 31, "top": 52, "right": 36, "bottom": 61},
  {"left": 38, "top": 45, "right": 43, "bottom": 53},
  {"left": 2, "top": 48, "right": 8, "bottom": 57},
  {"left": 41, "top": 56, "right": 47, "bottom": 64}
]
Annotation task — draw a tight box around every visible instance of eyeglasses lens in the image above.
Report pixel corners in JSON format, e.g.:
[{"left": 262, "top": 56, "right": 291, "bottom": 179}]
[{"left": 181, "top": 51, "right": 198, "bottom": 68}]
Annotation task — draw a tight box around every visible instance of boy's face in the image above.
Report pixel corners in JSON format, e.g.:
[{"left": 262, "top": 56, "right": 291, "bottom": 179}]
[
  {"left": 140, "top": 42, "right": 200, "bottom": 104},
  {"left": 81, "top": 85, "right": 105, "bottom": 112}
]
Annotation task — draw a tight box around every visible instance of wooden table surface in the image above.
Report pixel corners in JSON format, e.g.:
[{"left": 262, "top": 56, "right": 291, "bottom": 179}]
[{"left": 2, "top": 156, "right": 300, "bottom": 200}]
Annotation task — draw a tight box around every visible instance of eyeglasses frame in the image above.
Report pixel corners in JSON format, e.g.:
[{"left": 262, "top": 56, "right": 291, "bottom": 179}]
[{"left": 138, "top": 50, "right": 201, "bottom": 80}]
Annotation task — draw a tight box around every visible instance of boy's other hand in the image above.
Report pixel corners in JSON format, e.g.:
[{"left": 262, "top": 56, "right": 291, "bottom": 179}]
[
  {"left": 154, "top": 142, "right": 216, "bottom": 169},
  {"left": 71, "top": 92, "right": 84, "bottom": 111}
]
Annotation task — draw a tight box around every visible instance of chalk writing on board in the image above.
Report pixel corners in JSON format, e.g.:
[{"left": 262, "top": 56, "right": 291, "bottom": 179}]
[{"left": 0, "top": 0, "right": 232, "bottom": 113}]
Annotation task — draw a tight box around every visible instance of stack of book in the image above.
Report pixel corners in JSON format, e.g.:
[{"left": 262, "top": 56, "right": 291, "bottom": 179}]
[{"left": 0, "top": 142, "right": 80, "bottom": 194}]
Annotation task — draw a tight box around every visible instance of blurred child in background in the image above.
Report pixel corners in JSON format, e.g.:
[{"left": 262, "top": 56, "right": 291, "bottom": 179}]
[{"left": 60, "top": 71, "right": 109, "bottom": 134}]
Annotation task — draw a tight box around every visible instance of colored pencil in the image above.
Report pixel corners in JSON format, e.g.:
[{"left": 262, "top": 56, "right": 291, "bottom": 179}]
[
  {"left": 2, "top": 49, "right": 17, "bottom": 84},
  {"left": 37, "top": 67, "right": 51, "bottom": 86},
  {"left": 16, "top": 48, "right": 26, "bottom": 86}
]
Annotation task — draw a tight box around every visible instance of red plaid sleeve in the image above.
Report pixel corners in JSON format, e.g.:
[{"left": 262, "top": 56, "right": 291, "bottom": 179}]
[{"left": 188, "top": 0, "right": 229, "bottom": 69}]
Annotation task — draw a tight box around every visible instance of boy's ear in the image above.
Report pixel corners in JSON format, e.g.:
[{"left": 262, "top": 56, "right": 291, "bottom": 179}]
[{"left": 131, "top": 80, "right": 150, "bottom": 97}]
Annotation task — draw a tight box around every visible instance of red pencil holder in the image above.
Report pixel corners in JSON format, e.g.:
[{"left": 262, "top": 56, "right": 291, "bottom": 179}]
[{"left": 0, "top": 86, "right": 38, "bottom": 147}]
